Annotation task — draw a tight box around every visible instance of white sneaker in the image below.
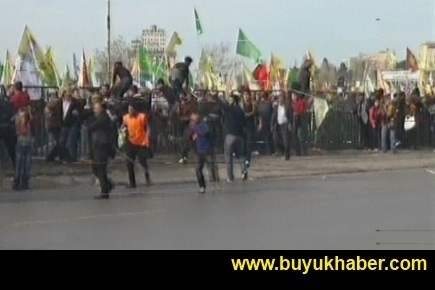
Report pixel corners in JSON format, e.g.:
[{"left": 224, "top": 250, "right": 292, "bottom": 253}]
[
  {"left": 178, "top": 157, "right": 187, "bottom": 164},
  {"left": 199, "top": 187, "right": 206, "bottom": 194}
]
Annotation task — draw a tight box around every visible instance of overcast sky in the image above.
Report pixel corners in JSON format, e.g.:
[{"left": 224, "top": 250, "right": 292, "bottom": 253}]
[{"left": 0, "top": 0, "right": 434, "bottom": 70}]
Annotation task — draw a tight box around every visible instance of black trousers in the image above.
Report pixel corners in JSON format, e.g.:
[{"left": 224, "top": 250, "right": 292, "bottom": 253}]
[
  {"left": 91, "top": 145, "right": 111, "bottom": 194},
  {"left": 46, "top": 127, "right": 61, "bottom": 161},
  {"left": 114, "top": 77, "right": 133, "bottom": 98},
  {"left": 195, "top": 153, "right": 217, "bottom": 188},
  {"left": 358, "top": 121, "right": 370, "bottom": 148},
  {"left": 244, "top": 125, "right": 255, "bottom": 163},
  {"left": 170, "top": 79, "right": 184, "bottom": 98},
  {"left": 126, "top": 142, "right": 149, "bottom": 187},
  {"left": 273, "top": 124, "right": 291, "bottom": 160},
  {"left": 0, "top": 126, "right": 17, "bottom": 168},
  {"left": 372, "top": 127, "right": 381, "bottom": 150},
  {"left": 180, "top": 121, "right": 193, "bottom": 159}
]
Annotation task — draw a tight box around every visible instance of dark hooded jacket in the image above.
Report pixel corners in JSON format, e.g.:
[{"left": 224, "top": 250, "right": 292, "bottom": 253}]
[{"left": 299, "top": 60, "right": 312, "bottom": 93}]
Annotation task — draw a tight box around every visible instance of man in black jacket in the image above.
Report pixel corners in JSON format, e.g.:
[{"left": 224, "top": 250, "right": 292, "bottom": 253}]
[
  {"left": 112, "top": 61, "right": 133, "bottom": 98},
  {"left": 59, "top": 88, "right": 83, "bottom": 163},
  {"left": 170, "top": 56, "right": 192, "bottom": 97},
  {"left": 299, "top": 59, "right": 313, "bottom": 93},
  {"left": 219, "top": 92, "right": 248, "bottom": 182},
  {"left": 271, "top": 94, "right": 293, "bottom": 160},
  {"left": 0, "top": 96, "right": 17, "bottom": 168},
  {"left": 87, "top": 102, "right": 115, "bottom": 199}
]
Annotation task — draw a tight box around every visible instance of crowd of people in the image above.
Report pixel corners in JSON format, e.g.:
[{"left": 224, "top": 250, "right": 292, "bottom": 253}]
[{"left": 0, "top": 56, "right": 429, "bottom": 198}]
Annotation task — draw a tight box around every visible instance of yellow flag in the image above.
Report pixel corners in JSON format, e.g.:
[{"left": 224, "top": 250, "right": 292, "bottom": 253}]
[
  {"left": 131, "top": 52, "right": 141, "bottom": 83},
  {"left": 307, "top": 50, "right": 317, "bottom": 67},
  {"left": 165, "top": 32, "right": 183, "bottom": 58},
  {"left": 270, "top": 53, "right": 285, "bottom": 87}
]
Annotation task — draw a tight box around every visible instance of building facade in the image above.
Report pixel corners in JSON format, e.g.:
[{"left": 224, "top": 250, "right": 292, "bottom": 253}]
[{"left": 131, "top": 25, "right": 166, "bottom": 61}]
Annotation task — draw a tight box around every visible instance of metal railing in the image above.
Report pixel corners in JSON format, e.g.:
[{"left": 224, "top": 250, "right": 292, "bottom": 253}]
[{"left": 3, "top": 86, "right": 435, "bottom": 162}]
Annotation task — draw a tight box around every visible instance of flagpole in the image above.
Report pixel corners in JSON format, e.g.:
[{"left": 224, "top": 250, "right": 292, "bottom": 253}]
[
  {"left": 107, "top": 0, "right": 112, "bottom": 84},
  {"left": 194, "top": 7, "right": 202, "bottom": 90}
]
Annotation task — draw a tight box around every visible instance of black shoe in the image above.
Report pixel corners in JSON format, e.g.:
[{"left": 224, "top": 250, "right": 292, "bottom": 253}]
[
  {"left": 21, "top": 184, "right": 30, "bottom": 190},
  {"left": 108, "top": 182, "right": 115, "bottom": 192},
  {"left": 94, "top": 194, "right": 109, "bottom": 199},
  {"left": 145, "top": 173, "right": 152, "bottom": 186},
  {"left": 12, "top": 184, "right": 20, "bottom": 191},
  {"left": 126, "top": 184, "right": 136, "bottom": 189},
  {"left": 241, "top": 171, "right": 248, "bottom": 181}
]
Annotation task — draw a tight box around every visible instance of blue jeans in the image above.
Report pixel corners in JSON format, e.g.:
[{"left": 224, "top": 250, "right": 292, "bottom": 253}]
[
  {"left": 14, "top": 140, "right": 32, "bottom": 188},
  {"left": 224, "top": 134, "right": 246, "bottom": 181},
  {"left": 381, "top": 124, "right": 396, "bottom": 153}
]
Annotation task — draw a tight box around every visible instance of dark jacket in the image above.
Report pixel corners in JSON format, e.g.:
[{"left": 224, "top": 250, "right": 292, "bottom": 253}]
[
  {"left": 112, "top": 65, "right": 133, "bottom": 84},
  {"left": 0, "top": 98, "right": 15, "bottom": 131},
  {"left": 87, "top": 112, "right": 114, "bottom": 148},
  {"left": 219, "top": 100, "right": 246, "bottom": 138},
  {"left": 60, "top": 98, "right": 83, "bottom": 128},
  {"left": 299, "top": 60, "right": 312, "bottom": 93},
  {"left": 271, "top": 102, "right": 293, "bottom": 131},
  {"left": 257, "top": 100, "right": 273, "bottom": 130},
  {"left": 170, "top": 62, "right": 190, "bottom": 86}
]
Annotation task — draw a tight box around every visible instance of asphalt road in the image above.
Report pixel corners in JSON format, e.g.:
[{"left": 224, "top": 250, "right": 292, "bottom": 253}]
[{"left": 0, "top": 169, "right": 434, "bottom": 250}]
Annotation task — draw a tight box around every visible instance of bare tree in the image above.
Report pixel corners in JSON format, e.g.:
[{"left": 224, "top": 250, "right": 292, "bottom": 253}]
[
  {"left": 202, "top": 42, "right": 240, "bottom": 75},
  {"left": 94, "top": 35, "right": 136, "bottom": 84}
]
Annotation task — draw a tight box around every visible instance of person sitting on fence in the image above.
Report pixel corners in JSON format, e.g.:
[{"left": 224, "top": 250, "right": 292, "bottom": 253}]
[
  {"left": 111, "top": 61, "right": 133, "bottom": 99},
  {"left": 170, "top": 56, "right": 193, "bottom": 97},
  {"left": 12, "top": 105, "right": 33, "bottom": 191}
]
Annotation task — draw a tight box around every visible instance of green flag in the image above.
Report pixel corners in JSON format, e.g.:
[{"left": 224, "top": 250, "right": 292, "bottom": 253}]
[
  {"left": 236, "top": 29, "right": 262, "bottom": 63},
  {"left": 139, "top": 47, "right": 154, "bottom": 77},
  {"left": 0, "top": 63, "right": 3, "bottom": 83},
  {"left": 154, "top": 57, "right": 169, "bottom": 83},
  {"left": 194, "top": 8, "right": 203, "bottom": 35}
]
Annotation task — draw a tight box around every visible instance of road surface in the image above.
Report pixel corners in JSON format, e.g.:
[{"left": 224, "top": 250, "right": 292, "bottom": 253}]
[{"left": 0, "top": 169, "right": 434, "bottom": 249}]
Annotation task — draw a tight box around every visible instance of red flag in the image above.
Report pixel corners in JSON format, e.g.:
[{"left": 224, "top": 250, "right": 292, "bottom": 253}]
[{"left": 252, "top": 64, "right": 270, "bottom": 90}]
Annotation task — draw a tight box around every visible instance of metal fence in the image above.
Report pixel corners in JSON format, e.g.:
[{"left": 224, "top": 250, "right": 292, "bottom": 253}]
[{"left": 3, "top": 86, "right": 435, "bottom": 162}]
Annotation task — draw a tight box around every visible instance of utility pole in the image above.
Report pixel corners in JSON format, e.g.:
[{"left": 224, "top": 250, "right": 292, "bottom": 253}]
[{"left": 107, "top": 0, "right": 111, "bottom": 84}]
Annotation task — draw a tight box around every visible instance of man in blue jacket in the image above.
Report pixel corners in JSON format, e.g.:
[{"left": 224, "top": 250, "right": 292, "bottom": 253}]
[{"left": 190, "top": 112, "right": 218, "bottom": 194}]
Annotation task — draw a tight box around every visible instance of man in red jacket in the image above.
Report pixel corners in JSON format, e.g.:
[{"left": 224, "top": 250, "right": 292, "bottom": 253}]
[
  {"left": 292, "top": 93, "right": 309, "bottom": 156},
  {"left": 10, "top": 81, "right": 30, "bottom": 111}
]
